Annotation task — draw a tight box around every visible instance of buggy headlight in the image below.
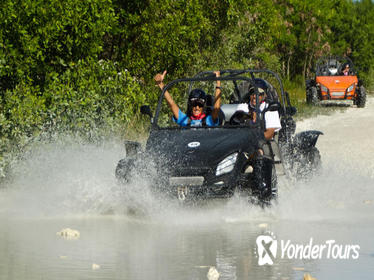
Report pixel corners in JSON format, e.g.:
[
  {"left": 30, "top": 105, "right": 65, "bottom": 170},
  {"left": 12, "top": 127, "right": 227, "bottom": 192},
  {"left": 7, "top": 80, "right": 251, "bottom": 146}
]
[
  {"left": 216, "top": 153, "right": 238, "bottom": 176},
  {"left": 347, "top": 83, "right": 355, "bottom": 92},
  {"left": 320, "top": 84, "right": 328, "bottom": 92}
]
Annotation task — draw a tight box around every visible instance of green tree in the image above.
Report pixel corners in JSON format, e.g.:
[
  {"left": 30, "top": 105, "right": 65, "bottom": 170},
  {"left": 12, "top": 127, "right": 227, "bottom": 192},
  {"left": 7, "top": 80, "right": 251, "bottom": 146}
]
[{"left": 0, "top": 0, "right": 116, "bottom": 91}]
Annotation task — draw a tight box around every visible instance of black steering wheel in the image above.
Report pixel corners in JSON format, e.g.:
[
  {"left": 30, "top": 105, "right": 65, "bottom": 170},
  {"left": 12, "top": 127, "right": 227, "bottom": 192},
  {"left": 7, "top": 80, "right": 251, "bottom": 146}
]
[{"left": 229, "top": 110, "right": 252, "bottom": 126}]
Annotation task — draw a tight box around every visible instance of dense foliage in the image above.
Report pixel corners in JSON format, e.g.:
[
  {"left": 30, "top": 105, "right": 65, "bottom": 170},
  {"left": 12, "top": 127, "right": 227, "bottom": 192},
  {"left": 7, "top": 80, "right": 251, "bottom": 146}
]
[{"left": 1, "top": 0, "right": 374, "bottom": 178}]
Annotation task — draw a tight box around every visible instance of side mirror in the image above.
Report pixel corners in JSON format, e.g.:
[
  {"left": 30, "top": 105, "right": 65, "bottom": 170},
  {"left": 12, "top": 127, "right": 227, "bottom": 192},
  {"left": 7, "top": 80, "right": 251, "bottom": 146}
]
[{"left": 140, "top": 105, "right": 153, "bottom": 118}]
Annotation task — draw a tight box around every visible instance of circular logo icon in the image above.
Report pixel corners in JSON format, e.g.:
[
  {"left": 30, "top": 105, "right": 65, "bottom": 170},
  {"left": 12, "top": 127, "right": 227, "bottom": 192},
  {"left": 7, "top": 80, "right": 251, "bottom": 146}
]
[{"left": 187, "top": 141, "right": 200, "bottom": 148}]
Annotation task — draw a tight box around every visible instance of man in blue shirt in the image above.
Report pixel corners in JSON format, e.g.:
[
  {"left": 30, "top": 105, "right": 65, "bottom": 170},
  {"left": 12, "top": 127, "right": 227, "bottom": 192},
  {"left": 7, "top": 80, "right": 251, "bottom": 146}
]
[{"left": 154, "top": 70, "right": 221, "bottom": 127}]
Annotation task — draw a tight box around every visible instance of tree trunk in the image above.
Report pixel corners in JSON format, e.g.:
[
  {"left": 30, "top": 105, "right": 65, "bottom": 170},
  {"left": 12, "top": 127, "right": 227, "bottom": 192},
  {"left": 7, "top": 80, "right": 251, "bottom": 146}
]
[
  {"left": 287, "top": 54, "right": 291, "bottom": 80},
  {"left": 303, "top": 54, "right": 308, "bottom": 84},
  {"left": 303, "top": 27, "right": 313, "bottom": 84},
  {"left": 307, "top": 53, "right": 314, "bottom": 78}
]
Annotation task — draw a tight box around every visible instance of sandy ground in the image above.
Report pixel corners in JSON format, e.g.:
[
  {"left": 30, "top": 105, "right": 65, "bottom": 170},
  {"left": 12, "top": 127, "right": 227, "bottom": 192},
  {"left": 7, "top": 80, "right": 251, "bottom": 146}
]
[{"left": 296, "top": 96, "right": 374, "bottom": 178}]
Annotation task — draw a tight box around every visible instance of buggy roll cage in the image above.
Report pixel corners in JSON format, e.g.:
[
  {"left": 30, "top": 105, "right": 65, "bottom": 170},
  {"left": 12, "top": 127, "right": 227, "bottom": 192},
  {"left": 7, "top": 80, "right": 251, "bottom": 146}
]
[
  {"left": 153, "top": 69, "right": 293, "bottom": 128},
  {"left": 315, "top": 55, "right": 356, "bottom": 76}
]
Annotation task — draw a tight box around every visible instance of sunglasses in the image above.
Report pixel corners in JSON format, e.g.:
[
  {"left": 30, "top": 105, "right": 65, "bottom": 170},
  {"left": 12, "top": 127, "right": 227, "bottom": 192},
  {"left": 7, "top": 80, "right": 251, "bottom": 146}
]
[
  {"left": 249, "top": 91, "right": 265, "bottom": 96},
  {"left": 190, "top": 98, "right": 205, "bottom": 107}
]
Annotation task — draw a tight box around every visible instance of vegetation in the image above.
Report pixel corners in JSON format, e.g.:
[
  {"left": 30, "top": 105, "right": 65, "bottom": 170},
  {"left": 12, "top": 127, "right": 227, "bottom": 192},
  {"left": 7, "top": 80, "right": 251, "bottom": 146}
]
[{"left": 1, "top": 0, "right": 374, "bottom": 178}]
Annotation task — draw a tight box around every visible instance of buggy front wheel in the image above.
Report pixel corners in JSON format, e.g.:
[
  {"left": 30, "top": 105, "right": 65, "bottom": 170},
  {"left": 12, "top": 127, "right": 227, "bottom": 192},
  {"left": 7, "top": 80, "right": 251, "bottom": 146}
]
[
  {"left": 306, "top": 86, "right": 319, "bottom": 105},
  {"left": 356, "top": 86, "right": 366, "bottom": 108}
]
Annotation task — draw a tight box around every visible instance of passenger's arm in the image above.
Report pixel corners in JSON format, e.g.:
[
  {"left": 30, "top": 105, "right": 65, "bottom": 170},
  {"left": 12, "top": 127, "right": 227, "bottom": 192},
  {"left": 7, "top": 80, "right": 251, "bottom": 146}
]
[
  {"left": 211, "top": 71, "right": 222, "bottom": 122},
  {"left": 154, "top": 70, "right": 180, "bottom": 120}
]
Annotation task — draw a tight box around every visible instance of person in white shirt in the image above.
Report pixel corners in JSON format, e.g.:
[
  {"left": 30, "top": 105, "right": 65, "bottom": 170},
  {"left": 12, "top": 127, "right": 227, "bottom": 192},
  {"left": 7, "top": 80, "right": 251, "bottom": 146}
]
[
  {"left": 235, "top": 81, "right": 281, "bottom": 141},
  {"left": 235, "top": 79, "right": 282, "bottom": 203}
]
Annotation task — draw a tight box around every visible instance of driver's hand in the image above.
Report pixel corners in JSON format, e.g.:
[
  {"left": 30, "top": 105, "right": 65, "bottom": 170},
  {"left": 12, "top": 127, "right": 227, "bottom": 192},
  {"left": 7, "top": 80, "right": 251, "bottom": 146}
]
[
  {"left": 154, "top": 70, "right": 167, "bottom": 88},
  {"left": 214, "top": 70, "right": 220, "bottom": 77}
]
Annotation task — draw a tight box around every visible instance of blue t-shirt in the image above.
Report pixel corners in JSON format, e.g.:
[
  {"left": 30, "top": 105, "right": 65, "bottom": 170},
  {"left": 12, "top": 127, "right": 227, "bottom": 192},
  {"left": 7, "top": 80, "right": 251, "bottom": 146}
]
[{"left": 173, "top": 109, "right": 219, "bottom": 127}]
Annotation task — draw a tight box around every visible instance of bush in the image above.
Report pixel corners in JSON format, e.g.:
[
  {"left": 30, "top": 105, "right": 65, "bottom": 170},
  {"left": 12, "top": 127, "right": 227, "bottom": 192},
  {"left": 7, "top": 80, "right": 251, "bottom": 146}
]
[
  {"left": 0, "top": 59, "right": 146, "bottom": 180},
  {"left": 0, "top": 0, "right": 116, "bottom": 91}
]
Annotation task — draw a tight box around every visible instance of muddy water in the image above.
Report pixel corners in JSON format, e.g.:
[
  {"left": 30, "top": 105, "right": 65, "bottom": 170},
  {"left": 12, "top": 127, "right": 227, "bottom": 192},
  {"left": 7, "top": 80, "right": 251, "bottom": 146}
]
[{"left": 1, "top": 99, "right": 374, "bottom": 280}]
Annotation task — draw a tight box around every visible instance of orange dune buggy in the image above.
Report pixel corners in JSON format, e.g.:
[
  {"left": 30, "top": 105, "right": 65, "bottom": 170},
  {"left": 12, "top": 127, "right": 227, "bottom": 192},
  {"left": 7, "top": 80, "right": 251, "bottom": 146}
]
[{"left": 306, "top": 56, "right": 366, "bottom": 107}]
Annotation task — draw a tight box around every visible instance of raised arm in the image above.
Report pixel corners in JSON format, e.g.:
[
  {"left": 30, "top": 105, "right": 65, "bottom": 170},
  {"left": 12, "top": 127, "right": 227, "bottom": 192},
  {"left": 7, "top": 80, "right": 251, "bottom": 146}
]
[
  {"left": 154, "top": 70, "right": 180, "bottom": 120},
  {"left": 211, "top": 71, "right": 222, "bottom": 122}
]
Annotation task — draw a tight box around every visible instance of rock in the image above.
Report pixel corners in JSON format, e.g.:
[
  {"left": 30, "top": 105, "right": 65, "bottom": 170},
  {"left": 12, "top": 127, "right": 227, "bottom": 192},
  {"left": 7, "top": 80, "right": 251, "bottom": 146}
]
[
  {"left": 292, "top": 267, "right": 305, "bottom": 271},
  {"left": 303, "top": 273, "right": 317, "bottom": 280},
  {"left": 92, "top": 263, "right": 101, "bottom": 270},
  {"left": 207, "top": 266, "right": 220, "bottom": 280},
  {"left": 56, "top": 228, "right": 80, "bottom": 240},
  {"left": 327, "top": 200, "right": 345, "bottom": 209}
]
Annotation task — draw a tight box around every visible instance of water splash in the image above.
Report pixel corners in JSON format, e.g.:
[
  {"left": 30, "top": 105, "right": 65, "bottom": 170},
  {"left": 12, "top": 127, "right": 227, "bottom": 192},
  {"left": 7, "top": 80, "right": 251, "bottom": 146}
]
[
  {"left": 1, "top": 98, "right": 374, "bottom": 225},
  {"left": 0, "top": 138, "right": 126, "bottom": 217}
]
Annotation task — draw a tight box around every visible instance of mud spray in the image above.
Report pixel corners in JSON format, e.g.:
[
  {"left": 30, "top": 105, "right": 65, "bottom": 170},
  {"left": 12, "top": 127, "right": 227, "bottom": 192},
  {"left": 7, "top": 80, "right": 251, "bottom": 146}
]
[{"left": 0, "top": 99, "right": 373, "bottom": 227}]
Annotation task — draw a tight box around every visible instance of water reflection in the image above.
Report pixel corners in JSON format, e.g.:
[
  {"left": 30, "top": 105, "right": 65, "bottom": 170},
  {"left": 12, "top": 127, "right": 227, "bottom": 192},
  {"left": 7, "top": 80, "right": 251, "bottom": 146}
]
[{"left": 1, "top": 212, "right": 373, "bottom": 280}]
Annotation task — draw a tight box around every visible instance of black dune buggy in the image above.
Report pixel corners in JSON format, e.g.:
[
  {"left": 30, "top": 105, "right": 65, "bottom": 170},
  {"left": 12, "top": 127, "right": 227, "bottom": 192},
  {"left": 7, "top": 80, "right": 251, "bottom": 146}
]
[
  {"left": 116, "top": 69, "right": 323, "bottom": 204},
  {"left": 306, "top": 55, "right": 366, "bottom": 107}
]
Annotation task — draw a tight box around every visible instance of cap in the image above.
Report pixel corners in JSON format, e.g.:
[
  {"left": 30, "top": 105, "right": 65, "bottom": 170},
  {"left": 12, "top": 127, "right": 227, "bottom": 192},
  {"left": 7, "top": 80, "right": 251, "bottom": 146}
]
[{"left": 249, "top": 87, "right": 265, "bottom": 95}]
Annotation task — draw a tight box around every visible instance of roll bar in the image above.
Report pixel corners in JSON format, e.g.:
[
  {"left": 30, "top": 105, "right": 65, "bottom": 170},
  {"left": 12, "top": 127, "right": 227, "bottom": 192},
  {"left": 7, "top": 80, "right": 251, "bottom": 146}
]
[{"left": 153, "top": 69, "right": 290, "bottom": 128}]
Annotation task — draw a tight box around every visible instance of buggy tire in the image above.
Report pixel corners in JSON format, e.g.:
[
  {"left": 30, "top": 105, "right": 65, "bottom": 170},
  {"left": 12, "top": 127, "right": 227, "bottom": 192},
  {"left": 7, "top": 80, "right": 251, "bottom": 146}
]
[
  {"left": 307, "top": 147, "right": 321, "bottom": 173},
  {"left": 251, "top": 157, "right": 278, "bottom": 204},
  {"left": 115, "top": 158, "right": 136, "bottom": 183},
  {"left": 306, "top": 86, "right": 319, "bottom": 105},
  {"left": 290, "top": 146, "right": 321, "bottom": 180},
  {"left": 300, "top": 147, "right": 321, "bottom": 179},
  {"left": 356, "top": 86, "right": 366, "bottom": 108},
  {"left": 257, "top": 164, "right": 277, "bottom": 207}
]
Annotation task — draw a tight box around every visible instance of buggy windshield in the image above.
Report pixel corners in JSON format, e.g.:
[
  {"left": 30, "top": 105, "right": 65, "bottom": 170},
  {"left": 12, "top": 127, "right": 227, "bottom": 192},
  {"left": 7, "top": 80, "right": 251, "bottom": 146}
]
[
  {"left": 315, "top": 56, "right": 356, "bottom": 76},
  {"left": 153, "top": 69, "right": 288, "bottom": 129}
]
